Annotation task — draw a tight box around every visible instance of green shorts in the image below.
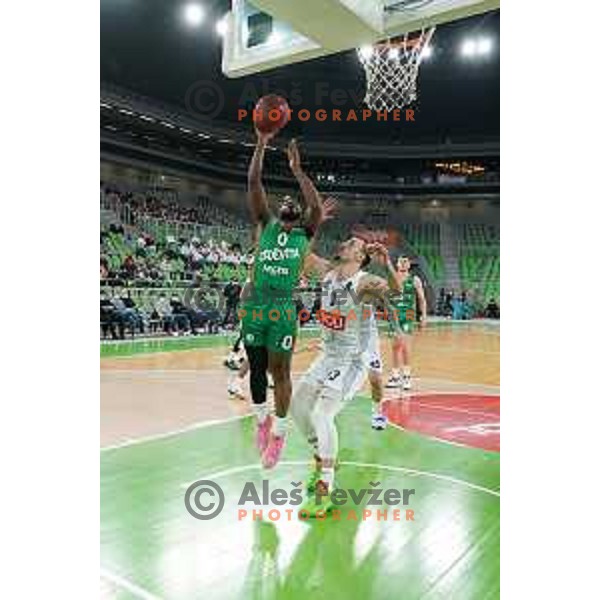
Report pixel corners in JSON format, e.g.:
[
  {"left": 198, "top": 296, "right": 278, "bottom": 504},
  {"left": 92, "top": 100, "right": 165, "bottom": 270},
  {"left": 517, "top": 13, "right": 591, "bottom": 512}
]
[{"left": 240, "top": 303, "right": 298, "bottom": 353}]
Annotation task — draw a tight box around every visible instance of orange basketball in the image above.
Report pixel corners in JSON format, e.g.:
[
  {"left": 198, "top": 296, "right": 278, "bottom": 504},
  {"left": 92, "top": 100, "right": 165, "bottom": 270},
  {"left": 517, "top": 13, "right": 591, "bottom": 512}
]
[{"left": 253, "top": 94, "right": 290, "bottom": 134}]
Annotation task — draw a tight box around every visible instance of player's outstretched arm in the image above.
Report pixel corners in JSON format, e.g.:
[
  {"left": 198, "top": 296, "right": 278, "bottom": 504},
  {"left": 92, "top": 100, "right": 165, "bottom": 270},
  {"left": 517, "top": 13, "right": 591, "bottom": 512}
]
[
  {"left": 287, "top": 139, "right": 323, "bottom": 233},
  {"left": 306, "top": 196, "right": 338, "bottom": 255},
  {"left": 248, "top": 128, "right": 275, "bottom": 227}
]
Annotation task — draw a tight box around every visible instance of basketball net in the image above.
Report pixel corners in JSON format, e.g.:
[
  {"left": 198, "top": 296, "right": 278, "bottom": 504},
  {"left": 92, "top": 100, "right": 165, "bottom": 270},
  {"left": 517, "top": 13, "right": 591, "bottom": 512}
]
[{"left": 357, "top": 27, "right": 435, "bottom": 112}]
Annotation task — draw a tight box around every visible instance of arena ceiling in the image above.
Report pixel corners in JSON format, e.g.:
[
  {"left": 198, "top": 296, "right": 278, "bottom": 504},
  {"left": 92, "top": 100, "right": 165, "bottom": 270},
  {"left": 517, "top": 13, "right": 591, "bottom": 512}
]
[{"left": 101, "top": 0, "right": 499, "bottom": 144}]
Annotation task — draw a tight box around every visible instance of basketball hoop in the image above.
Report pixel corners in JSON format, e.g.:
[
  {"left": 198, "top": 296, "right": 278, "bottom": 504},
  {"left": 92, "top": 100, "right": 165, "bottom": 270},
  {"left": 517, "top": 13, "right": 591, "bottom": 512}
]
[{"left": 357, "top": 27, "right": 435, "bottom": 112}]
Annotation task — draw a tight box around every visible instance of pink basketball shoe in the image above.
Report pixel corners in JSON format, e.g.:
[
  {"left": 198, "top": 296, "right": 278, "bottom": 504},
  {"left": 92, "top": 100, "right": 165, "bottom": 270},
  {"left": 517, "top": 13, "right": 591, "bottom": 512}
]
[
  {"left": 256, "top": 416, "right": 272, "bottom": 454},
  {"left": 261, "top": 435, "right": 286, "bottom": 469}
]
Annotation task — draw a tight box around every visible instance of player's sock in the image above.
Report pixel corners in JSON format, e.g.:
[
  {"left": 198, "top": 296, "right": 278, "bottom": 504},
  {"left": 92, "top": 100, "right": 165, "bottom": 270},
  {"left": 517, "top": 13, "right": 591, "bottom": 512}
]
[
  {"left": 306, "top": 455, "right": 322, "bottom": 494},
  {"left": 402, "top": 366, "right": 411, "bottom": 377},
  {"left": 252, "top": 403, "right": 269, "bottom": 424},
  {"left": 272, "top": 416, "right": 288, "bottom": 437},
  {"left": 372, "top": 402, "right": 383, "bottom": 417},
  {"left": 320, "top": 466, "right": 335, "bottom": 490}
]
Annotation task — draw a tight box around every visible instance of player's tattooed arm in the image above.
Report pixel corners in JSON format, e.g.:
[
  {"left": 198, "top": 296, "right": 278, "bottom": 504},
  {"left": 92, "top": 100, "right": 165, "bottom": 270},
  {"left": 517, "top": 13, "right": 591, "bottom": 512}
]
[
  {"left": 414, "top": 275, "right": 428, "bottom": 328},
  {"left": 358, "top": 274, "right": 387, "bottom": 296},
  {"left": 287, "top": 139, "right": 323, "bottom": 234},
  {"left": 357, "top": 274, "right": 399, "bottom": 313},
  {"left": 357, "top": 274, "right": 399, "bottom": 321},
  {"left": 248, "top": 128, "right": 275, "bottom": 227}
]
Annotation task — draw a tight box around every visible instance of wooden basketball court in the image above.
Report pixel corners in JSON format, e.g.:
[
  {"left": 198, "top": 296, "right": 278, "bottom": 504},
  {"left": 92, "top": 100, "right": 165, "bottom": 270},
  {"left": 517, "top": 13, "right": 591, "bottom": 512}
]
[{"left": 101, "top": 321, "right": 499, "bottom": 599}]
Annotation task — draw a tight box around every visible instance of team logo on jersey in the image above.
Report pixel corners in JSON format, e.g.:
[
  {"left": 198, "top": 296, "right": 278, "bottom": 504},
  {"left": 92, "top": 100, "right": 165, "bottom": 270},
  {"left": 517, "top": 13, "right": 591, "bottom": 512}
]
[
  {"left": 258, "top": 247, "right": 300, "bottom": 262},
  {"left": 245, "top": 333, "right": 255, "bottom": 343},
  {"left": 319, "top": 309, "right": 346, "bottom": 331}
]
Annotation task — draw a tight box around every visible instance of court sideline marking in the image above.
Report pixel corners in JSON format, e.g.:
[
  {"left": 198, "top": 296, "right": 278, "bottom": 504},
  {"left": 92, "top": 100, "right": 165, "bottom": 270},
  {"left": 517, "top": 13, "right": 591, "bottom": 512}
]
[
  {"left": 101, "top": 414, "right": 248, "bottom": 452},
  {"left": 100, "top": 567, "right": 163, "bottom": 600},
  {"left": 180, "top": 460, "right": 500, "bottom": 497}
]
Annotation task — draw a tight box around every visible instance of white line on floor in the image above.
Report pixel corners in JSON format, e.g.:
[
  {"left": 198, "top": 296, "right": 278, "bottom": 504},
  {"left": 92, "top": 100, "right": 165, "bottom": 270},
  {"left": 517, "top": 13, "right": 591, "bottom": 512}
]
[
  {"left": 101, "top": 414, "right": 250, "bottom": 452},
  {"left": 396, "top": 399, "right": 498, "bottom": 419},
  {"left": 179, "top": 460, "right": 500, "bottom": 497},
  {"left": 100, "top": 567, "right": 163, "bottom": 600}
]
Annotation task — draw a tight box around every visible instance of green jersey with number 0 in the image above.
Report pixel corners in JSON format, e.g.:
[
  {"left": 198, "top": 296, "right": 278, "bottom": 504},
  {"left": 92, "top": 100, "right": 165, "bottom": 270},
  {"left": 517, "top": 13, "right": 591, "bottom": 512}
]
[{"left": 249, "top": 219, "right": 311, "bottom": 303}]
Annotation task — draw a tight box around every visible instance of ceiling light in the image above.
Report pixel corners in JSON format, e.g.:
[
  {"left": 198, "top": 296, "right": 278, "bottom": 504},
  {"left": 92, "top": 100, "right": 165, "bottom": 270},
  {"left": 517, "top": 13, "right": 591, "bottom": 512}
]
[{"left": 182, "top": 3, "right": 204, "bottom": 28}]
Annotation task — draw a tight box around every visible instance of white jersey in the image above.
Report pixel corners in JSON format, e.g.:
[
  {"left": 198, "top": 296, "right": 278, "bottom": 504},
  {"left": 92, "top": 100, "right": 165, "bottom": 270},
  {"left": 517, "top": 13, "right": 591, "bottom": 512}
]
[{"left": 319, "top": 269, "right": 370, "bottom": 361}]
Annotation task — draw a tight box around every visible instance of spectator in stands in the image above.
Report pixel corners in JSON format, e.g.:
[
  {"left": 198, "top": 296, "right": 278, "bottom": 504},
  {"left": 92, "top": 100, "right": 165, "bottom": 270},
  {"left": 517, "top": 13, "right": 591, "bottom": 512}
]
[
  {"left": 170, "top": 295, "right": 194, "bottom": 335},
  {"left": 451, "top": 292, "right": 467, "bottom": 320},
  {"left": 100, "top": 258, "right": 109, "bottom": 281},
  {"left": 436, "top": 287, "right": 446, "bottom": 315},
  {"left": 122, "top": 255, "right": 136, "bottom": 280},
  {"left": 100, "top": 293, "right": 125, "bottom": 339},
  {"left": 154, "top": 294, "right": 174, "bottom": 334},
  {"left": 462, "top": 290, "right": 474, "bottom": 319},
  {"left": 121, "top": 293, "right": 145, "bottom": 334},
  {"left": 444, "top": 290, "right": 454, "bottom": 317},
  {"left": 485, "top": 298, "right": 500, "bottom": 319},
  {"left": 222, "top": 278, "right": 242, "bottom": 327}
]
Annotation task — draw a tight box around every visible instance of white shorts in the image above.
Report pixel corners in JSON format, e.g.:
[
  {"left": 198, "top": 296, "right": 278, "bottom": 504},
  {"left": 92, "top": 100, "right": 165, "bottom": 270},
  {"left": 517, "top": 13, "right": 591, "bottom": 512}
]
[
  {"left": 299, "top": 353, "right": 367, "bottom": 404},
  {"left": 362, "top": 329, "right": 383, "bottom": 374}
]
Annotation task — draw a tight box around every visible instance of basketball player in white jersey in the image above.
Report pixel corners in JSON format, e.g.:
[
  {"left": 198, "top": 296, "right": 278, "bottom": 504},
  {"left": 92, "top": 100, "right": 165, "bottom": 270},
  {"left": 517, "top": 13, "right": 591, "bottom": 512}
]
[
  {"left": 293, "top": 308, "right": 386, "bottom": 430},
  {"left": 291, "top": 237, "right": 398, "bottom": 515}
]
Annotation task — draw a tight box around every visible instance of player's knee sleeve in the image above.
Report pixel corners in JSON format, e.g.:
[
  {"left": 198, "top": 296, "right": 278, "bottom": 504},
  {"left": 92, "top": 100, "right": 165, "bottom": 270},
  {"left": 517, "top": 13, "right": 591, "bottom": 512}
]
[{"left": 246, "top": 346, "right": 268, "bottom": 405}]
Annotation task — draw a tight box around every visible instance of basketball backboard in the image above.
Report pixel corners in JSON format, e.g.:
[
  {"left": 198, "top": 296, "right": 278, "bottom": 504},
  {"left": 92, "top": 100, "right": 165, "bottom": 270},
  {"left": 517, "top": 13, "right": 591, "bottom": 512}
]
[{"left": 222, "top": 0, "right": 500, "bottom": 78}]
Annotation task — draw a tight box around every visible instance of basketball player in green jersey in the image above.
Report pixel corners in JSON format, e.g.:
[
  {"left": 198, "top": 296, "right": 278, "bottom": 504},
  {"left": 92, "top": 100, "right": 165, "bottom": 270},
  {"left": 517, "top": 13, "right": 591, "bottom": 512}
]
[
  {"left": 242, "top": 128, "right": 323, "bottom": 468},
  {"left": 387, "top": 256, "right": 428, "bottom": 391}
]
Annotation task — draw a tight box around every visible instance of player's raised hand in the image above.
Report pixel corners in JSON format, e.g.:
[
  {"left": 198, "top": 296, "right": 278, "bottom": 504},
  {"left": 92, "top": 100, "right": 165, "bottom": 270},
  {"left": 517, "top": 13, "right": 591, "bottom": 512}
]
[
  {"left": 287, "top": 138, "right": 302, "bottom": 174},
  {"left": 255, "top": 125, "right": 276, "bottom": 146},
  {"left": 366, "top": 241, "right": 390, "bottom": 263},
  {"left": 352, "top": 225, "right": 389, "bottom": 246}
]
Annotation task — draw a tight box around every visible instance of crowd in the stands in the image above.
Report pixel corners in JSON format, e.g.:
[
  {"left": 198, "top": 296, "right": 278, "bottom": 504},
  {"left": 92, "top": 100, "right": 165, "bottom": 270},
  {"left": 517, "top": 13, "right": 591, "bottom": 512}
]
[
  {"left": 435, "top": 288, "right": 500, "bottom": 320},
  {"left": 100, "top": 186, "right": 499, "bottom": 339}
]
